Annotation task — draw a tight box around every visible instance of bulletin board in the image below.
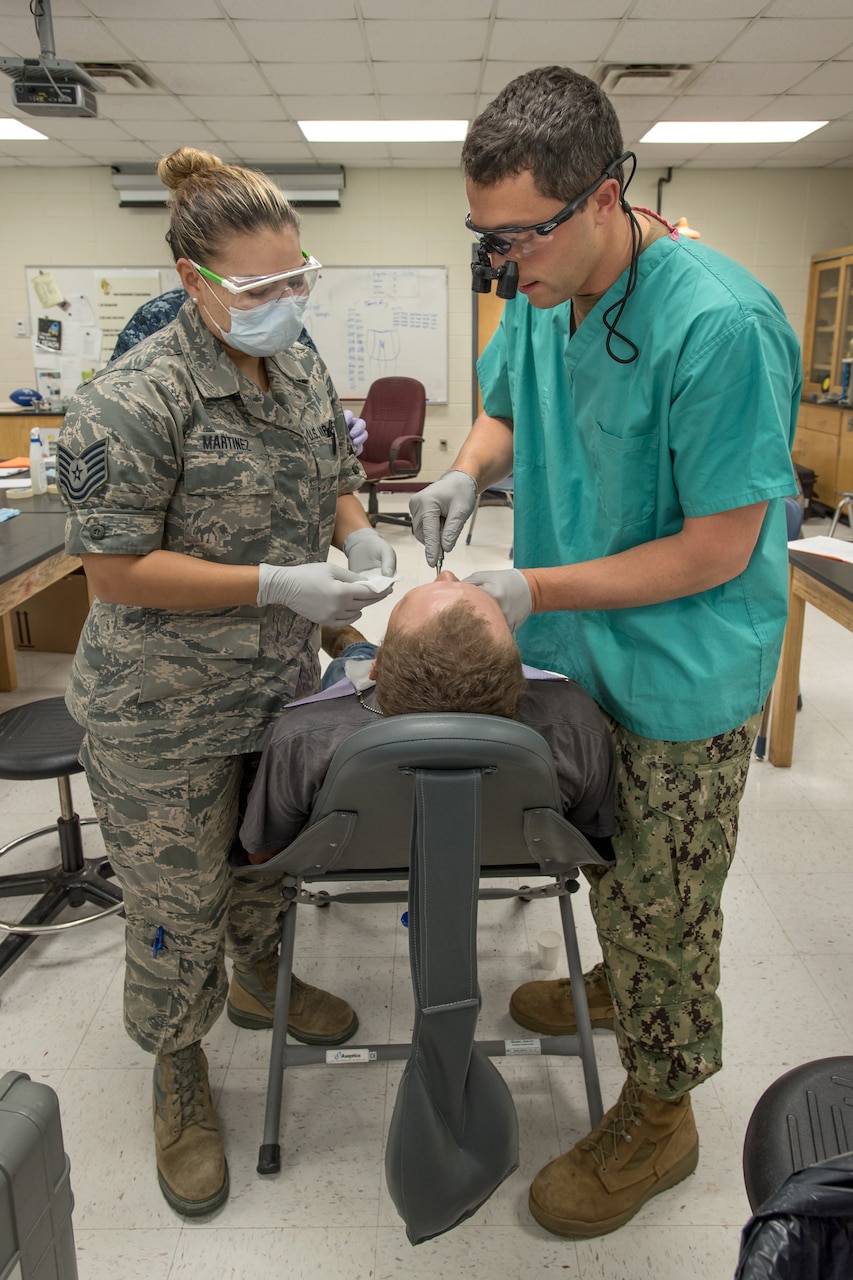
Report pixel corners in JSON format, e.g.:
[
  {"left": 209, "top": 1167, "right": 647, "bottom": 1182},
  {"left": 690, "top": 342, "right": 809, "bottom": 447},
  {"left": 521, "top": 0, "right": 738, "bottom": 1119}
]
[
  {"left": 303, "top": 266, "right": 448, "bottom": 402},
  {"left": 24, "top": 265, "right": 180, "bottom": 408}
]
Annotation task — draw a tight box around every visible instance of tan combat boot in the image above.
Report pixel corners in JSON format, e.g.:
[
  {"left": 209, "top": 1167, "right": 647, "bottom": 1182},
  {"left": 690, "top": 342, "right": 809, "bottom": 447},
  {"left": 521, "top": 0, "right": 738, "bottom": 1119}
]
[
  {"left": 153, "top": 1043, "right": 228, "bottom": 1217},
  {"left": 529, "top": 1077, "right": 699, "bottom": 1238},
  {"left": 510, "top": 961, "right": 616, "bottom": 1035},
  {"left": 227, "top": 955, "right": 358, "bottom": 1045}
]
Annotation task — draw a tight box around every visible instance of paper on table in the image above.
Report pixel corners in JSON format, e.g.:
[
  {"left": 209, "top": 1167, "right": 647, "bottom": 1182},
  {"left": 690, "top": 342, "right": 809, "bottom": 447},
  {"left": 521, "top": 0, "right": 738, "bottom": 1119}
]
[
  {"left": 788, "top": 535, "right": 853, "bottom": 565},
  {"left": 0, "top": 478, "right": 37, "bottom": 490}
]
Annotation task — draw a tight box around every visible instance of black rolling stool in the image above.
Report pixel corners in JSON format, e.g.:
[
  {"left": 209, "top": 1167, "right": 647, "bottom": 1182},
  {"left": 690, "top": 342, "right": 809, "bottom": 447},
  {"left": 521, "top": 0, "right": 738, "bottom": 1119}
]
[{"left": 0, "top": 696, "right": 122, "bottom": 977}]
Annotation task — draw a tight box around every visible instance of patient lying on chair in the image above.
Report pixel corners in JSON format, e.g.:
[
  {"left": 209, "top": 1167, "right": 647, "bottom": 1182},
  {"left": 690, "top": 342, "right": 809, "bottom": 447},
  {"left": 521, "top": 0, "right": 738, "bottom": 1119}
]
[{"left": 240, "top": 570, "right": 615, "bottom": 862}]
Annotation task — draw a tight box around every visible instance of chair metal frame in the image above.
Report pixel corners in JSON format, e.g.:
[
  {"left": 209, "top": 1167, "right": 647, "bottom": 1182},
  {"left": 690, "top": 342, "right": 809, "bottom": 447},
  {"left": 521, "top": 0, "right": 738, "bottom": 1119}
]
[
  {"left": 239, "top": 712, "right": 609, "bottom": 1177},
  {"left": 0, "top": 697, "right": 122, "bottom": 977}
]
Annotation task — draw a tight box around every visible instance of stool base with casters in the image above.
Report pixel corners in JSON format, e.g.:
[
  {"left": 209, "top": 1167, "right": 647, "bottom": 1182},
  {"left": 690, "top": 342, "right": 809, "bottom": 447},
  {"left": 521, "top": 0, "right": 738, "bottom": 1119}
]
[
  {"left": 0, "top": 697, "right": 123, "bottom": 978},
  {"left": 828, "top": 491, "right": 853, "bottom": 537}
]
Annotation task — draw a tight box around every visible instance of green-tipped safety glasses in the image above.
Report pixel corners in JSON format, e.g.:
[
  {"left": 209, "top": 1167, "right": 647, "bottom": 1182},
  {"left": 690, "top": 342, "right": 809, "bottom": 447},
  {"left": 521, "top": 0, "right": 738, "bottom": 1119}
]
[{"left": 191, "top": 252, "right": 322, "bottom": 297}]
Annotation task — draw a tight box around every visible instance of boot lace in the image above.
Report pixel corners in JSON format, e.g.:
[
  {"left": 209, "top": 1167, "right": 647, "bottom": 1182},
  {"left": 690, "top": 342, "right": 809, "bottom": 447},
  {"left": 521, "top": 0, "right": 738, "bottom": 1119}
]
[
  {"left": 165, "top": 1045, "right": 209, "bottom": 1133},
  {"left": 583, "top": 1078, "right": 646, "bottom": 1173}
]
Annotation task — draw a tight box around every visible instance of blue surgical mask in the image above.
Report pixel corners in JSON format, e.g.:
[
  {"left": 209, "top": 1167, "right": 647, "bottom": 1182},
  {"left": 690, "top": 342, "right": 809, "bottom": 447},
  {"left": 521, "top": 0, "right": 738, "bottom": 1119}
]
[{"left": 199, "top": 278, "right": 308, "bottom": 357}]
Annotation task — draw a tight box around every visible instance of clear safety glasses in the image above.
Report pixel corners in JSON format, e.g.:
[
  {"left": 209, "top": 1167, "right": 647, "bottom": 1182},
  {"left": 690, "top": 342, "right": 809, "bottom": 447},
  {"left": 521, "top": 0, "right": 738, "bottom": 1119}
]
[
  {"left": 191, "top": 253, "right": 323, "bottom": 300},
  {"left": 465, "top": 153, "right": 633, "bottom": 258}
]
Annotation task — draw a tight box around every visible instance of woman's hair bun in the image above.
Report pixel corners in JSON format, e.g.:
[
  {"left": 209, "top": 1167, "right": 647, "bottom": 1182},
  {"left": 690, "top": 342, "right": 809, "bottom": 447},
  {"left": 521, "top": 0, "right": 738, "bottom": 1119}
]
[{"left": 157, "top": 147, "right": 224, "bottom": 191}]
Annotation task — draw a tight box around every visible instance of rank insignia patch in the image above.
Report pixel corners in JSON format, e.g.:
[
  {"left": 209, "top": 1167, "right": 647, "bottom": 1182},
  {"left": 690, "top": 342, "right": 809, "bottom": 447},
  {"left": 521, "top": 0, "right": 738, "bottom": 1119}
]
[{"left": 57, "top": 439, "right": 108, "bottom": 502}]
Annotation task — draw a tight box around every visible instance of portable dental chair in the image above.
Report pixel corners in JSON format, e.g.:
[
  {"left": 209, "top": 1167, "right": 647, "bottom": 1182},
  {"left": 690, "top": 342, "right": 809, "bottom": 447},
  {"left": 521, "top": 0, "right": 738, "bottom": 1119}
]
[{"left": 236, "top": 711, "right": 611, "bottom": 1245}]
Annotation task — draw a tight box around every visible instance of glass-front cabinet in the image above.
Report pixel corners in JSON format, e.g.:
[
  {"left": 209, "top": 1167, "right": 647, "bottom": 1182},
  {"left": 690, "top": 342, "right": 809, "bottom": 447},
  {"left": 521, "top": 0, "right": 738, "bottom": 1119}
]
[{"left": 802, "top": 246, "right": 853, "bottom": 398}]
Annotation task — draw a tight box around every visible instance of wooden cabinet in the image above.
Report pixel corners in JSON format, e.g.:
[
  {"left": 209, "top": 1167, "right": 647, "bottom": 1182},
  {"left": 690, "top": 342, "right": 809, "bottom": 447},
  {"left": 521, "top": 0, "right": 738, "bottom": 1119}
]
[
  {"left": 802, "top": 245, "right": 853, "bottom": 397},
  {"left": 0, "top": 413, "right": 64, "bottom": 459},
  {"left": 793, "top": 400, "right": 853, "bottom": 507}
]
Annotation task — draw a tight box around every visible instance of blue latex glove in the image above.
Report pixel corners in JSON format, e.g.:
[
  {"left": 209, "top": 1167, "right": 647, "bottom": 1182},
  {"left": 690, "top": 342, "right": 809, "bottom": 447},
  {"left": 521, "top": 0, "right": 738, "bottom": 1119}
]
[
  {"left": 344, "top": 409, "right": 368, "bottom": 457},
  {"left": 464, "top": 569, "right": 532, "bottom": 633},
  {"left": 343, "top": 527, "right": 397, "bottom": 576}
]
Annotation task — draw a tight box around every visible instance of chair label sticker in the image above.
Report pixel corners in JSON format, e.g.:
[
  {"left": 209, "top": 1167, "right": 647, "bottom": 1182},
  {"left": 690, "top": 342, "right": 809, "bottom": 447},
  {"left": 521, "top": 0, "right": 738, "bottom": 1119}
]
[
  {"left": 325, "top": 1047, "right": 377, "bottom": 1064},
  {"left": 504, "top": 1039, "right": 542, "bottom": 1056}
]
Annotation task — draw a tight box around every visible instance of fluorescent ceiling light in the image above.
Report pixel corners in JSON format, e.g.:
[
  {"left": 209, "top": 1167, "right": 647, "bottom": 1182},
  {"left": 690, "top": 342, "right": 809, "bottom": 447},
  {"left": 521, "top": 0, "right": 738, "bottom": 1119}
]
[
  {"left": 299, "top": 120, "right": 467, "bottom": 143},
  {"left": 0, "top": 118, "right": 48, "bottom": 140},
  {"left": 641, "top": 121, "right": 827, "bottom": 145}
]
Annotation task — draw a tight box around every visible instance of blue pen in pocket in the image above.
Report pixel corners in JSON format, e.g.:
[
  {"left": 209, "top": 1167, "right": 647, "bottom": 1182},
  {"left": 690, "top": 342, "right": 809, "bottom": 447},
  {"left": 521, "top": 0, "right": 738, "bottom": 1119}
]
[{"left": 152, "top": 926, "right": 164, "bottom": 957}]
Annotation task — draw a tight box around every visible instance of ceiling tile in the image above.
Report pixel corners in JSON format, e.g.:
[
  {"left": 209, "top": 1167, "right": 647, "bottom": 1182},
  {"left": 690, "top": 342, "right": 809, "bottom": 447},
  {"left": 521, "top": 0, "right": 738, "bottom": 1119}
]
[
  {"left": 364, "top": 0, "right": 493, "bottom": 12},
  {"left": 222, "top": 0, "right": 354, "bottom": 16},
  {"left": 373, "top": 62, "right": 481, "bottom": 96},
  {"left": 38, "top": 17, "right": 135, "bottom": 61},
  {"left": 613, "top": 96, "right": 688, "bottom": 122},
  {"left": 229, "top": 141, "right": 319, "bottom": 165},
  {"left": 661, "top": 96, "right": 777, "bottom": 121},
  {"left": 496, "top": 0, "right": 629, "bottom": 15},
  {"left": 146, "top": 63, "right": 270, "bottom": 95},
  {"left": 723, "top": 19, "right": 853, "bottom": 62},
  {"left": 387, "top": 142, "right": 466, "bottom": 164},
  {"left": 260, "top": 63, "right": 374, "bottom": 96},
  {"left": 379, "top": 95, "right": 476, "bottom": 119},
  {"left": 765, "top": 0, "right": 853, "bottom": 16},
  {"left": 632, "top": 0, "right": 764, "bottom": 14},
  {"left": 488, "top": 21, "right": 620, "bottom": 63},
  {"left": 206, "top": 120, "right": 305, "bottom": 144},
  {"left": 790, "top": 63, "right": 853, "bottom": 95},
  {"left": 233, "top": 20, "right": 365, "bottom": 62},
  {"left": 480, "top": 61, "right": 596, "bottom": 94},
  {"left": 120, "top": 122, "right": 218, "bottom": 146},
  {"left": 753, "top": 96, "right": 853, "bottom": 120},
  {"left": 27, "top": 118, "right": 136, "bottom": 140},
  {"left": 89, "top": 0, "right": 219, "bottom": 13},
  {"left": 366, "top": 20, "right": 490, "bottom": 62},
  {"left": 606, "top": 19, "right": 750, "bottom": 63},
  {"left": 66, "top": 139, "right": 161, "bottom": 161},
  {"left": 179, "top": 96, "right": 287, "bottom": 122},
  {"left": 95, "top": 96, "right": 195, "bottom": 122},
  {"left": 686, "top": 63, "right": 821, "bottom": 96},
  {"left": 105, "top": 21, "right": 249, "bottom": 64},
  {"left": 278, "top": 95, "right": 381, "bottom": 121}
]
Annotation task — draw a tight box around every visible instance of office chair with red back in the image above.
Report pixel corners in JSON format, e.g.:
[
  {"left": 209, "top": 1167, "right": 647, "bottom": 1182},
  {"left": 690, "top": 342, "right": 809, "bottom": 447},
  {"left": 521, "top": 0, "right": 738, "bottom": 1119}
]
[{"left": 358, "top": 376, "right": 426, "bottom": 527}]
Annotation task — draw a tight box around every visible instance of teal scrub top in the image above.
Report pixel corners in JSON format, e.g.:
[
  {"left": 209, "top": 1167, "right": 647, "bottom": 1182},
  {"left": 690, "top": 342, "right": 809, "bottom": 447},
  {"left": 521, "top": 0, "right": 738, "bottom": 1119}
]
[{"left": 478, "top": 232, "right": 802, "bottom": 741}]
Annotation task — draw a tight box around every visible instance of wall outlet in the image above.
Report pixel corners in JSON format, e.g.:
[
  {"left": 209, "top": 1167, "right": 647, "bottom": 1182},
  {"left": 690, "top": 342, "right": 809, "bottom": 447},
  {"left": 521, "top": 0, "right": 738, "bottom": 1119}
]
[
  {"left": 14, "top": 316, "right": 30, "bottom": 339},
  {"left": 438, "top": 438, "right": 448, "bottom": 451}
]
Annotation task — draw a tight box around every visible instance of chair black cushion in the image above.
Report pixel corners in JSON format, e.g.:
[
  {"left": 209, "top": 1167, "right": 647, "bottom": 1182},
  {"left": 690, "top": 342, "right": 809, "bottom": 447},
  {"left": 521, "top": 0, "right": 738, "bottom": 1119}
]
[
  {"left": 0, "top": 697, "right": 85, "bottom": 781},
  {"left": 743, "top": 1056, "right": 853, "bottom": 1212}
]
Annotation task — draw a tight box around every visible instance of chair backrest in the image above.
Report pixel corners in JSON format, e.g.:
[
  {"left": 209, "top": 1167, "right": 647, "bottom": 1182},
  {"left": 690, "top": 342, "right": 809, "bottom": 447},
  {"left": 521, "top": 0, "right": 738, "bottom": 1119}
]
[
  {"left": 265, "top": 713, "right": 608, "bottom": 880},
  {"left": 360, "top": 377, "right": 426, "bottom": 469}
]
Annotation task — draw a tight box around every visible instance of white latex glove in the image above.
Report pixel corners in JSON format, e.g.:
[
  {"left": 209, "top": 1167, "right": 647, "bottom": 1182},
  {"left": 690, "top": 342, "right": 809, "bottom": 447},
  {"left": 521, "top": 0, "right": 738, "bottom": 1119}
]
[
  {"left": 343, "top": 527, "right": 397, "bottom": 576},
  {"left": 257, "top": 562, "right": 391, "bottom": 627},
  {"left": 409, "top": 470, "right": 479, "bottom": 567},
  {"left": 344, "top": 409, "right": 368, "bottom": 457},
  {"left": 464, "top": 569, "right": 532, "bottom": 633}
]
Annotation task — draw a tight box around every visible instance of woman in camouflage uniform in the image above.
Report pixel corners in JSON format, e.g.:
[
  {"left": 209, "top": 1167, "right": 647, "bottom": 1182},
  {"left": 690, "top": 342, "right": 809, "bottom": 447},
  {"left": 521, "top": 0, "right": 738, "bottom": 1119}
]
[{"left": 56, "top": 148, "right": 396, "bottom": 1216}]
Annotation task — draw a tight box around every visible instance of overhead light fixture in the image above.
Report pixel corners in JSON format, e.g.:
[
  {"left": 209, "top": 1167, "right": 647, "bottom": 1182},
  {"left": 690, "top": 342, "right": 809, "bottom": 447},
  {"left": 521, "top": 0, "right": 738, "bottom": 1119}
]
[
  {"left": 299, "top": 120, "right": 468, "bottom": 143},
  {"left": 641, "top": 121, "right": 827, "bottom": 144},
  {"left": 110, "top": 165, "right": 345, "bottom": 209},
  {"left": 0, "top": 117, "right": 47, "bottom": 140}
]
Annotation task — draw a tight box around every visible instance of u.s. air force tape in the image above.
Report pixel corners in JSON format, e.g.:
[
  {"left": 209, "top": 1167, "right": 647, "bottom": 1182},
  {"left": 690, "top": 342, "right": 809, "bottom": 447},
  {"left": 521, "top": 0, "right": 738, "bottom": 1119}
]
[{"left": 57, "top": 439, "right": 108, "bottom": 502}]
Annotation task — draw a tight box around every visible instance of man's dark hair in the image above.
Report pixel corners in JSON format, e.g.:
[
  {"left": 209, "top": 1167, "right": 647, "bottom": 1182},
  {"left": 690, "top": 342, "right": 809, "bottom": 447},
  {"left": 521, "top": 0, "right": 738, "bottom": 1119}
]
[
  {"left": 374, "top": 601, "right": 527, "bottom": 720},
  {"left": 461, "top": 65, "right": 625, "bottom": 202}
]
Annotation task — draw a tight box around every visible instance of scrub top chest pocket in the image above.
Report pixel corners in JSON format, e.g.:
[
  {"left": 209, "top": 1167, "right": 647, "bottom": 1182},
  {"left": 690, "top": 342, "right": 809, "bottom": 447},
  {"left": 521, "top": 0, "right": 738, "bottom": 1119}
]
[{"left": 588, "top": 417, "right": 659, "bottom": 530}]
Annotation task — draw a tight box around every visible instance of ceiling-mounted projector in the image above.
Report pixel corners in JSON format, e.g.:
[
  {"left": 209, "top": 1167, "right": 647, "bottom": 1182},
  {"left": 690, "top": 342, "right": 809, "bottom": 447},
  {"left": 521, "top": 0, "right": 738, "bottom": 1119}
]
[
  {"left": 11, "top": 74, "right": 97, "bottom": 118},
  {"left": 0, "top": 0, "right": 101, "bottom": 118}
]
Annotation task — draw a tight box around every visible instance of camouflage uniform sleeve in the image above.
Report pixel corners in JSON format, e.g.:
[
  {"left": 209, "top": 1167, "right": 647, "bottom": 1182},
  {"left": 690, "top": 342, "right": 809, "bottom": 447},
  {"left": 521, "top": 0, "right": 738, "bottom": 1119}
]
[
  {"left": 57, "top": 369, "right": 184, "bottom": 556},
  {"left": 324, "top": 365, "right": 365, "bottom": 498}
]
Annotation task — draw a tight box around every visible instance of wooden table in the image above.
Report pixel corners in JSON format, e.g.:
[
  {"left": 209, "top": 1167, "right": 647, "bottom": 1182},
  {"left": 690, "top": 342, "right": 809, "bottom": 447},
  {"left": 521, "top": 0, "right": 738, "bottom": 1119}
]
[
  {"left": 768, "top": 546, "right": 853, "bottom": 766},
  {"left": 0, "top": 492, "right": 84, "bottom": 691}
]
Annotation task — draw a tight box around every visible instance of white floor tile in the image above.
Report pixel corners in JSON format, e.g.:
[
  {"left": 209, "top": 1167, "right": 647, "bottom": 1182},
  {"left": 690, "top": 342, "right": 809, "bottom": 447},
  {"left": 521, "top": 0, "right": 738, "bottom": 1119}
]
[{"left": 2, "top": 502, "right": 853, "bottom": 1277}]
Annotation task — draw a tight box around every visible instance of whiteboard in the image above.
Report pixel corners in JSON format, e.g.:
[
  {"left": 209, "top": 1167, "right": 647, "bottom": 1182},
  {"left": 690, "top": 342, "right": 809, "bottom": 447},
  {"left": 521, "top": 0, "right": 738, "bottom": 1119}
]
[
  {"left": 304, "top": 266, "right": 447, "bottom": 402},
  {"left": 24, "top": 265, "right": 180, "bottom": 407}
]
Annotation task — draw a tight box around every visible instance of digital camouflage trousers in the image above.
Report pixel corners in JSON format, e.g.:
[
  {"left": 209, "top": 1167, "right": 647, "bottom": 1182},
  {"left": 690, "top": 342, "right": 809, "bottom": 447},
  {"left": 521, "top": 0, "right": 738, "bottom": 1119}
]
[
  {"left": 80, "top": 735, "right": 282, "bottom": 1055},
  {"left": 584, "top": 711, "right": 761, "bottom": 1100}
]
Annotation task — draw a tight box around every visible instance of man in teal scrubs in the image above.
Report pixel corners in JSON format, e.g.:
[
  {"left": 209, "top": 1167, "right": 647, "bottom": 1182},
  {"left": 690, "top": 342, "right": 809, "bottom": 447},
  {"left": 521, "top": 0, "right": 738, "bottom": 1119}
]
[{"left": 410, "top": 66, "right": 801, "bottom": 1239}]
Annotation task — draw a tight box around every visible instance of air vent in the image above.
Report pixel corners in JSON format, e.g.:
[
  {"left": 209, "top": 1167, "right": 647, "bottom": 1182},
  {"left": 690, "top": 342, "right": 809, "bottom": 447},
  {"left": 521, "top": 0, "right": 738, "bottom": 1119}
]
[
  {"left": 598, "top": 65, "right": 698, "bottom": 96},
  {"left": 78, "top": 61, "right": 158, "bottom": 93}
]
